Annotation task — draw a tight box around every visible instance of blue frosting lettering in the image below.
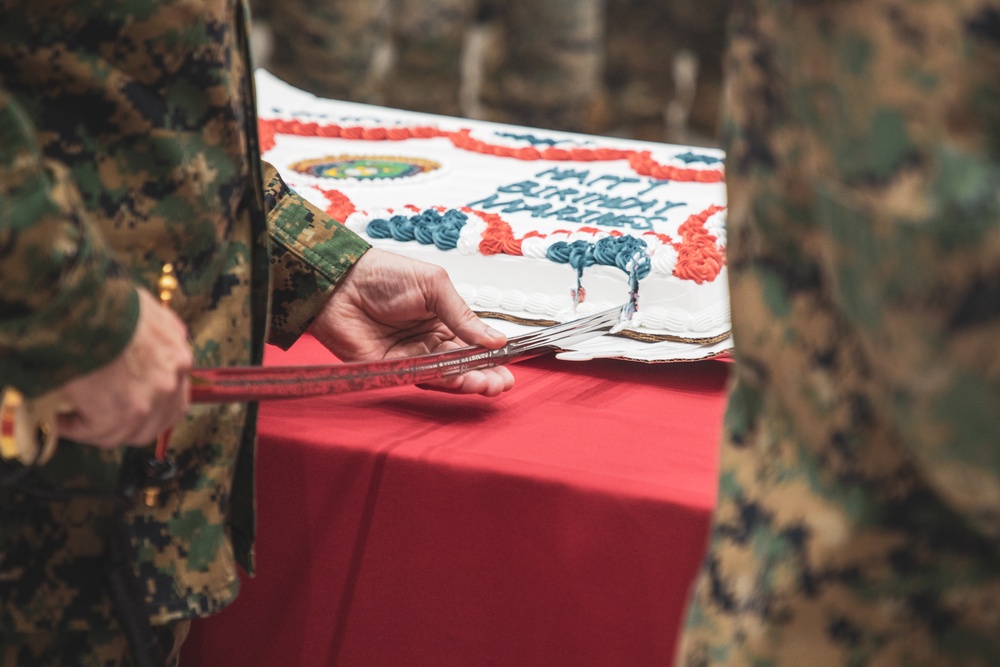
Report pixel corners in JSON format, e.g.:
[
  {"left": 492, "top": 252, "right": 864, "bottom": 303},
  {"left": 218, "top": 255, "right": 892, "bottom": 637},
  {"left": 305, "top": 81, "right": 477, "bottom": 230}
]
[
  {"left": 541, "top": 187, "right": 580, "bottom": 202},
  {"left": 637, "top": 179, "right": 672, "bottom": 197},
  {"left": 535, "top": 167, "right": 590, "bottom": 185},
  {"left": 654, "top": 201, "right": 684, "bottom": 216},
  {"left": 511, "top": 201, "right": 554, "bottom": 217},
  {"left": 468, "top": 193, "right": 529, "bottom": 212},
  {"left": 571, "top": 192, "right": 603, "bottom": 206},
  {"left": 496, "top": 131, "right": 560, "bottom": 147},
  {"left": 581, "top": 194, "right": 659, "bottom": 212},
  {"left": 615, "top": 197, "right": 658, "bottom": 212},
  {"left": 673, "top": 150, "right": 723, "bottom": 165},
  {"left": 542, "top": 205, "right": 580, "bottom": 219},
  {"left": 497, "top": 180, "right": 545, "bottom": 196},
  {"left": 559, "top": 209, "right": 602, "bottom": 223},
  {"left": 586, "top": 174, "right": 640, "bottom": 191},
  {"left": 467, "top": 193, "right": 503, "bottom": 209},
  {"left": 498, "top": 198, "right": 528, "bottom": 213}
]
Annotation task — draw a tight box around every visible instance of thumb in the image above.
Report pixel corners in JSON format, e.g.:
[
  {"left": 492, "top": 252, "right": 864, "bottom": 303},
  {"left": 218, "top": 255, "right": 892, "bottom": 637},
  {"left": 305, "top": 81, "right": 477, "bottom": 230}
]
[{"left": 429, "top": 275, "right": 507, "bottom": 349}]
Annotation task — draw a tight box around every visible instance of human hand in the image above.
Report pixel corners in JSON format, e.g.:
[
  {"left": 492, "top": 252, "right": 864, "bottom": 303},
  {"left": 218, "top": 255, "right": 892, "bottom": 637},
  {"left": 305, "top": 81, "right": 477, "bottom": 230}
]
[
  {"left": 55, "top": 288, "right": 193, "bottom": 448},
  {"left": 308, "top": 249, "right": 515, "bottom": 397}
]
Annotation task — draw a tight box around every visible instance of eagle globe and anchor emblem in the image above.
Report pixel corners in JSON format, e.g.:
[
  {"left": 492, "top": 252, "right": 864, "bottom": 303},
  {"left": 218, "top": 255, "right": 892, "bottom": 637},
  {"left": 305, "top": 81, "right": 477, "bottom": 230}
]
[{"left": 290, "top": 154, "right": 442, "bottom": 181}]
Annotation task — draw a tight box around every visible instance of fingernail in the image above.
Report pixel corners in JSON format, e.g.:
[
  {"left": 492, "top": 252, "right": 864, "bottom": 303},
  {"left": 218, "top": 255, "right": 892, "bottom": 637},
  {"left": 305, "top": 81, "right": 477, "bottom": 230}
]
[{"left": 486, "top": 326, "right": 504, "bottom": 339}]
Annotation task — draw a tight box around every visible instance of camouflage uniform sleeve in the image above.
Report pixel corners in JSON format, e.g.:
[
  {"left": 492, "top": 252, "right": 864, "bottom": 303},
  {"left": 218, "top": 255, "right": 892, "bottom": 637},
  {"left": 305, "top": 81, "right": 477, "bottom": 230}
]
[
  {"left": 263, "top": 161, "right": 370, "bottom": 349},
  {"left": 0, "top": 88, "right": 139, "bottom": 398}
]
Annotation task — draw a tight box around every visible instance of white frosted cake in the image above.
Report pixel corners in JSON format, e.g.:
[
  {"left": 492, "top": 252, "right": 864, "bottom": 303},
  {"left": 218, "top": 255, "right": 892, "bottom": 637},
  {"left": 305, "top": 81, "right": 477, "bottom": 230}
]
[{"left": 255, "top": 71, "right": 731, "bottom": 361}]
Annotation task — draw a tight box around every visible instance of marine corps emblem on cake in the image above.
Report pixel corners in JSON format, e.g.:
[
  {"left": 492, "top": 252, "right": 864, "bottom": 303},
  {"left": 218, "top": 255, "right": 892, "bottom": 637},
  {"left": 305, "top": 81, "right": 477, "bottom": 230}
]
[{"left": 290, "top": 155, "right": 442, "bottom": 182}]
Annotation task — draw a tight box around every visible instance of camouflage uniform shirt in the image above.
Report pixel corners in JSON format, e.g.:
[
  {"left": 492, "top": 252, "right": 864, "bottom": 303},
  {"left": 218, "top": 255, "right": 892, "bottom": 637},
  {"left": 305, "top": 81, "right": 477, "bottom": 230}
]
[
  {"left": 679, "top": 0, "right": 1000, "bottom": 664},
  {"left": 0, "top": 0, "right": 370, "bottom": 631}
]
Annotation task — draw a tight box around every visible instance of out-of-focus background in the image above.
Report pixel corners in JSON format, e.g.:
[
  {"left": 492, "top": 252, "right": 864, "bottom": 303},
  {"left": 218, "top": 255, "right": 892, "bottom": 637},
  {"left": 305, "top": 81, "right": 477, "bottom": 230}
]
[{"left": 249, "top": 0, "right": 728, "bottom": 147}]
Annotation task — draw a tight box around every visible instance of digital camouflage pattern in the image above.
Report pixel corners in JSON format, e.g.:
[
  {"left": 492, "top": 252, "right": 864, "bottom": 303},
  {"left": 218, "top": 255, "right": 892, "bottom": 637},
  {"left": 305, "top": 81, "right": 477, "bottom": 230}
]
[
  {"left": 679, "top": 0, "right": 1000, "bottom": 665},
  {"left": 0, "top": 0, "right": 369, "bottom": 641},
  {"left": 0, "top": 620, "right": 190, "bottom": 667}
]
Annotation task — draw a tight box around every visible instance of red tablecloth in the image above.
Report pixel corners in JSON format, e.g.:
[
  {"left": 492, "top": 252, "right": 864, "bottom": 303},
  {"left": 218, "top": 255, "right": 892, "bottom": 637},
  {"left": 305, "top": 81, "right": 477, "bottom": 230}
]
[{"left": 181, "top": 336, "right": 728, "bottom": 666}]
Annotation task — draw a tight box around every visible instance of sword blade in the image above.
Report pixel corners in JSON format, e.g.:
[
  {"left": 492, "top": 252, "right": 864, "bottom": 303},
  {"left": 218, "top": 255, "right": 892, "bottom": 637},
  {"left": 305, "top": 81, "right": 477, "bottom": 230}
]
[{"left": 189, "top": 305, "right": 625, "bottom": 403}]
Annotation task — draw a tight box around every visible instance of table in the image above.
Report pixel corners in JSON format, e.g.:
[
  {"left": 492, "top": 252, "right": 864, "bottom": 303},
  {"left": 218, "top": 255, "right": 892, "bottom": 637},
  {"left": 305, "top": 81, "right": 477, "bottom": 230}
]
[{"left": 181, "top": 335, "right": 729, "bottom": 666}]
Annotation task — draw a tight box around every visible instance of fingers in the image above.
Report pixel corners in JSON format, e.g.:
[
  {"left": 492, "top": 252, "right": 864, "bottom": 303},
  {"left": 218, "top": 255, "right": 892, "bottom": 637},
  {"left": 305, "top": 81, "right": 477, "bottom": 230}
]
[
  {"left": 55, "top": 288, "right": 193, "bottom": 449},
  {"left": 459, "top": 366, "right": 516, "bottom": 396},
  {"left": 58, "top": 366, "right": 191, "bottom": 447},
  {"left": 312, "top": 248, "right": 515, "bottom": 397},
  {"left": 419, "top": 273, "right": 513, "bottom": 394},
  {"left": 421, "top": 265, "right": 507, "bottom": 350},
  {"left": 413, "top": 335, "right": 516, "bottom": 396},
  {"left": 418, "top": 365, "right": 515, "bottom": 397}
]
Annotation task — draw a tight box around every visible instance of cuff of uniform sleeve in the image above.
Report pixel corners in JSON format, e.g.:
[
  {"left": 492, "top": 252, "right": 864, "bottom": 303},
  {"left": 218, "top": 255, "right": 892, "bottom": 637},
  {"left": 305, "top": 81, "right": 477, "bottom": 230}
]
[{"left": 265, "top": 171, "right": 370, "bottom": 350}]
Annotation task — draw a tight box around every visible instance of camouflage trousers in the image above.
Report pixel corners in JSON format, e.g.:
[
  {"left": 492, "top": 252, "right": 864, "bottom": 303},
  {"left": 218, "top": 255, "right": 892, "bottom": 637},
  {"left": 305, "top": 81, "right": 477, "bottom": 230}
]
[{"left": 0, "top": 620, "right": 190, "bottom": 667}]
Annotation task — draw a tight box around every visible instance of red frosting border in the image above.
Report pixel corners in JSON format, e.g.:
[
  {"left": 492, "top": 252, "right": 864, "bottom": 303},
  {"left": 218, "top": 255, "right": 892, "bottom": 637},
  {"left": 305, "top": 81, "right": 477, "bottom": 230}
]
[{"left": 258, "top": 118, "right": 725, "bottom": 182}]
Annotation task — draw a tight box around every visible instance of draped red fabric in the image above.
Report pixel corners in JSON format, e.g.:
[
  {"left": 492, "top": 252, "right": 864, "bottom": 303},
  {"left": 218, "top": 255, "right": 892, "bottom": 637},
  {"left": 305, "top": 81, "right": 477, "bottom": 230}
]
[{"left": 182, "top": 335, "right": 728, "bottom": 666}]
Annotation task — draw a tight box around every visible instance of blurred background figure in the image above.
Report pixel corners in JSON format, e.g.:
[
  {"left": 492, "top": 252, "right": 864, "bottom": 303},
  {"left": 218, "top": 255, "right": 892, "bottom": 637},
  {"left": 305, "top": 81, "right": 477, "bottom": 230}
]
[
  {"left": 602, "top": 0, "right": 728, "bottom": 144},
  {"left": 251, "top": 0, "right": 391, "bottom": 104},
  {"left": 380, "top": 0, "right": 479, "bottom": 118},
  {"left": 250, "top": 0, "right": 727, "bottom": 144},
  {"left": 475, "top": 0, "right": 607, "bottom": 133}
]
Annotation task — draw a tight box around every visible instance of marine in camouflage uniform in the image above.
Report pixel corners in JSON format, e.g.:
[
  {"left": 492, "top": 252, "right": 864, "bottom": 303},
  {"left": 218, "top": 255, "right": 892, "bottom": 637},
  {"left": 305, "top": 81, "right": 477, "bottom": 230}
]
[
  {"left": 602, "top": 0, "right": 729, "bottom": 143},
  {"left": 262, "top": 0, "right": 391, "bottom": 103},
  {"left": 0, "top": 0, "right": 369, "bottom": 662},
  {"left": 379, "top": 0, "right": 478, "bottom": 117},
  {"left": 477, "top": 0, "right": 608, "bottom": 133},
  {"left": 679, "top": 0, "right": 1000, "bottom": 664},
  {"left": 257, "top": 0, "right": 606, "bottom": 131}
]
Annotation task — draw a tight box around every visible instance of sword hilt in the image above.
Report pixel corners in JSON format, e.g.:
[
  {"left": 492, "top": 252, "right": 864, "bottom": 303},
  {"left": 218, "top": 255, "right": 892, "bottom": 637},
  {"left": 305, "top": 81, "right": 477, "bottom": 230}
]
[
  {"left": 0, "top": 264, "right": 181, "bottom": 472},
  {"left": 0, "top": 387, "right": 64, "bottom": 467}
]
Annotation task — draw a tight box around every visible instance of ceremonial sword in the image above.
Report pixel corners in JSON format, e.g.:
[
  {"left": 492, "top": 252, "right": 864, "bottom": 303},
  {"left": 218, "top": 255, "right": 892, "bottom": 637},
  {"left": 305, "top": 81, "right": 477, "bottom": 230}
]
[
  {"left": 0, "top": 304, "right": 626, "bottom": 469},
  {"left": 0, "top": 295, "right": 626, "bottom": 665}
]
